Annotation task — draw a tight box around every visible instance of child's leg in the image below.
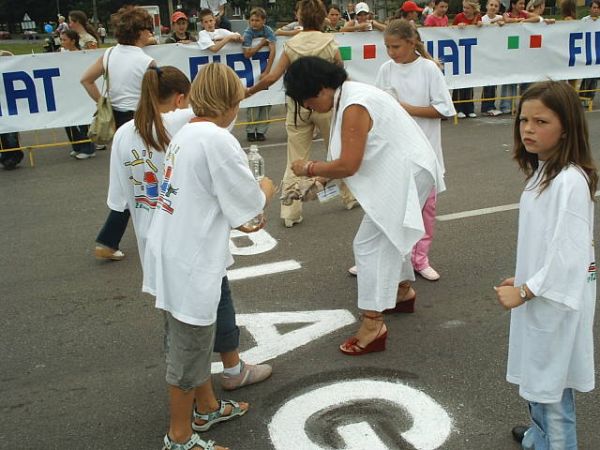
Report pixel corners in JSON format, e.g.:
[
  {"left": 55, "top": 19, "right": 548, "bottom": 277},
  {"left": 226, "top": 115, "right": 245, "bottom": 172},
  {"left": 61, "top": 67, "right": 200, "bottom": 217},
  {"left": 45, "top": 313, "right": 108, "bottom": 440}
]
[
  {"left": 464, "top": 88, "right": 475, "bottom": 115},
  {"left": 452, "top": 89, "right": 464, "bottom": 114},
  {"left": 500, "top": 84, "right": 517, "bottom": 113},
  {"left": 481, "top": 85, "right": 497, "bottom": 112},
  {"left": 256, "top": 105, "right": 271, "bottom": 136},
  {"left": 411, "top": 189, "right": 437, "bottom": 271},
  {"left": 167, "top": 384, "right": 198, "bottom": 442},
  {"left": 522, "top": 388, "right": 577, "bottom": 450}
]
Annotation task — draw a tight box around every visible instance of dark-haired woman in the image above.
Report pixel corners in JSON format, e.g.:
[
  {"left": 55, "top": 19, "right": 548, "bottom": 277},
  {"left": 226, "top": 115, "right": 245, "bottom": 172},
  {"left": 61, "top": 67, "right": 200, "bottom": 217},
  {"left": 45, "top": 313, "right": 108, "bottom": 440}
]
[
  {"left": 81, "top": 5, "right": 156, "bottom": 260},
  {"left": 247, "top": 0, "right": 356, "bottom": 228},
  {"left": 286, "top": 57, "right": 444, "bottom": 355}
]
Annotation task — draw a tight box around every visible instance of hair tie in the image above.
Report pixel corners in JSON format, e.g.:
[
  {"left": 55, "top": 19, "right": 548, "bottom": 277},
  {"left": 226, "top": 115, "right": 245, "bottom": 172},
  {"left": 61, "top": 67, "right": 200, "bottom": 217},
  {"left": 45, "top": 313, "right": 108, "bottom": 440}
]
[{"left": 150, "top": 66, "right": 162, "bottom": 76}]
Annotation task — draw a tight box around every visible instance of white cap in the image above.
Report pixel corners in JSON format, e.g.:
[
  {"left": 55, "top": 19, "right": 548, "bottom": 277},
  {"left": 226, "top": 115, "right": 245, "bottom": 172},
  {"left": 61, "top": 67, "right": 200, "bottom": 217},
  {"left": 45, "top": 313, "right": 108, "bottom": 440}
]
[{"left": 355, "top": 2, "right": 370, "bottom": 14}]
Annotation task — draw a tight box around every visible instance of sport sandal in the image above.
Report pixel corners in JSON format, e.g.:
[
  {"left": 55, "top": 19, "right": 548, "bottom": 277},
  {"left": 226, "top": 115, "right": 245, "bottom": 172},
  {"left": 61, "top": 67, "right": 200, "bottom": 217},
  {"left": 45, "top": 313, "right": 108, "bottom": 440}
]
[
  {"left": 162, "top": 432, "right": 219, "bottom": 450},
  {"left": 191, "top": 399, "right": 248, "bottom": 432}
]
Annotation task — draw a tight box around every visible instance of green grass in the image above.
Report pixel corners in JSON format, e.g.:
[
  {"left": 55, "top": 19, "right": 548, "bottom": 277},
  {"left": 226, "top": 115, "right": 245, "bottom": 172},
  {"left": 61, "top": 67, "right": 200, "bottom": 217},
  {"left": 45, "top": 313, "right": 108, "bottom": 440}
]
[{"left": 0, "top": 41, "right": 112, "bottom": 55}]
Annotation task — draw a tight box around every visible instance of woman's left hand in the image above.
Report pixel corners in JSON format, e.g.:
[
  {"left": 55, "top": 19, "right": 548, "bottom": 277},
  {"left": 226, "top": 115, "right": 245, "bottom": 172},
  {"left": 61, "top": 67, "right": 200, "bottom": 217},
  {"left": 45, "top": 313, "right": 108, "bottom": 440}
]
[{"left": 291, "top": 159, "right": 309, "bottom": 176}]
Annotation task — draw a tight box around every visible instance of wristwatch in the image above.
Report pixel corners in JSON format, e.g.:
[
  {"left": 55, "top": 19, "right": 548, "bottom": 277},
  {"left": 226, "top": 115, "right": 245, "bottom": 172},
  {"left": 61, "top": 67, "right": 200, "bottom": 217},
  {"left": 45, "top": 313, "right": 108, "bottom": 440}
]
[{"left": 519, "top": 284, "right": 530, "bottom": 301}]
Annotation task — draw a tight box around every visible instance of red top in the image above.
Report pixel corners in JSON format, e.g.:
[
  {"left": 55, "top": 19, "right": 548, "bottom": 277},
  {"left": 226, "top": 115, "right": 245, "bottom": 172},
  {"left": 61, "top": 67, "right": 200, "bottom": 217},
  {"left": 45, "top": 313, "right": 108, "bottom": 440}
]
[
  {"left": 424, "top": 14, "right": 449, "bottom": 26},
  {"left": 453, "top": 12, "right": 481, "bottom": 25},
  {"left": 505, "top": 10, "right": 529, "bottom": 19}
]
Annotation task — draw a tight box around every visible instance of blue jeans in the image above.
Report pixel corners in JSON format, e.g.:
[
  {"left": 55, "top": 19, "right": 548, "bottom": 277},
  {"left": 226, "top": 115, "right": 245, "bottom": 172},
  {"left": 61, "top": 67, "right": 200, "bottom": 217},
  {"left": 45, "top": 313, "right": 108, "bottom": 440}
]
[
  {"left": 522, "top": 389, "right": 577, "bottom": 450},
  {"left": 214, "top": 276, "right": 240, "bottom": 353},
  {"left": 500, "top": 84, "right": 518, "bottom": 113},
  {"left": 65, "top": 124, "right": 95, "bottom": 155},
  {"left": 481, "top": 85, "right": 497, "bottom": 112}
]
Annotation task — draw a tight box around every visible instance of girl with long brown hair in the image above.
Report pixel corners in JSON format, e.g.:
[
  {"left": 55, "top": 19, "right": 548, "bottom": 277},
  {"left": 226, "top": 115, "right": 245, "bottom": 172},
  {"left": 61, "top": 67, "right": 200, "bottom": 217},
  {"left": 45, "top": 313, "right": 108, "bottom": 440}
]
[
  {"left": 68, "top": 10, "right": 100, "bottom": 49},
  {"left": 495, "top": 80, "right": 597, "bottom": 447}
]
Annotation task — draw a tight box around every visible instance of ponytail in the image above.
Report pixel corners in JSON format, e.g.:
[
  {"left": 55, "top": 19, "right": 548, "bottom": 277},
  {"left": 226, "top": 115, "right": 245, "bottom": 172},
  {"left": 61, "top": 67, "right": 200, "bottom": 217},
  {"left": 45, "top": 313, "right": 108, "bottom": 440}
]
[
  {"left": 135, "top": 66, "right": 191, "bottom": 152},
  {"left": 69, "top": 10, "right": 100, "bottom": 43}
]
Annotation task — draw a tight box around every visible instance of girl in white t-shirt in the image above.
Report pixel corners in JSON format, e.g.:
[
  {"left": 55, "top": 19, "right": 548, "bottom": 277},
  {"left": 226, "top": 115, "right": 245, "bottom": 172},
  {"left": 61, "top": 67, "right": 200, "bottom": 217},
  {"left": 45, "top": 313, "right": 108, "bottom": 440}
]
[
  {"left": 480, "top": 0, "right": 505, "bottom": 116},
  {"left": 373, "top": 19, "right": 455, "bottom": 284},
  {"left": 495, "top": 81, "right": 597, "bottom": 448},
  {"left": 144, "top": 63, "right": 276, "bottom": 450}
]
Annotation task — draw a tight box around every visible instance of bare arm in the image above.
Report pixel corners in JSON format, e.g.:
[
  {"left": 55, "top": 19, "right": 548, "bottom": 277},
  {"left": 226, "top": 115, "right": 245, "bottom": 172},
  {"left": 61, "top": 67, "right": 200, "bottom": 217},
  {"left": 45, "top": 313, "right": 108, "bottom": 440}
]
[
  {"left": 372, "top": 20, "right": 386, "bottom": 31},
  {"left": 263, "top": 42, "right": 276, "bottom": 74},
  {"left": 247, "top": 52, "right": 290, "bottom": 95},
  {"left": 209, "top": 33, "right": 242, "bottom": 53},
  {"left": 292, "top": 105, "right": 371, "bottom": 179},
  {"left": 341, "top": 20, "right": 358, "bottom": 32},
  {"left": 243, "top": 38, "right": 268, "bottom": 58},
  {"left": 400, "top": 104, "right": 445, "bottom": 119},
  {"left": 275, "top": 27, "right": 302, "bottom": 36},
  {"left": 80, "top": 55, "right": 104, "bottom": 102}
]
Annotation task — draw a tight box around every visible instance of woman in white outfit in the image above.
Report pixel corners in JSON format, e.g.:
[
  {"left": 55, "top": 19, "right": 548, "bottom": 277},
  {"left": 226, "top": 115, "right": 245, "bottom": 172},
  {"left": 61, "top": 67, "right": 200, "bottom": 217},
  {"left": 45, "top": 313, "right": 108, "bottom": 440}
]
[{"left": 287, "top": 57, "right": 444, "bottom": 355}]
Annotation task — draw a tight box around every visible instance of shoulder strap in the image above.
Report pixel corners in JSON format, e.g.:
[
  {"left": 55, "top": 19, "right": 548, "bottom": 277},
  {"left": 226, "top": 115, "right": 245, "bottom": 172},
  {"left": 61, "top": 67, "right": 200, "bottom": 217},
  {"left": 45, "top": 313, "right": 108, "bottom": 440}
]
[{"left": 103, "top": 47, "right": 113, "bottom": 98}]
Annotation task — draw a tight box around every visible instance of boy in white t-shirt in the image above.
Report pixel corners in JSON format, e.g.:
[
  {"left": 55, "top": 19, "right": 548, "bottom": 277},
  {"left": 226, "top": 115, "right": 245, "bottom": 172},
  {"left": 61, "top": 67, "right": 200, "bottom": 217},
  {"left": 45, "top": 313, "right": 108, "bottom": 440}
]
[
  {"left": 197, "top": 9, "right": 242, "bottom": 52},
  {"left": 144, "top": 63, "right": 276, "bottom": 450}
]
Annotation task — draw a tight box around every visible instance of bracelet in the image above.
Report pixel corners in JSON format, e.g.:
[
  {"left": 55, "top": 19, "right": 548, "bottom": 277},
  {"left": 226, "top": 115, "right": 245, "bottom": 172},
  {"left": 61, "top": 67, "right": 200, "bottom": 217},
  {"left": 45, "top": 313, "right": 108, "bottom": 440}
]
[{"left": 306, "top": 160, "right": 316, "bottom": 177}]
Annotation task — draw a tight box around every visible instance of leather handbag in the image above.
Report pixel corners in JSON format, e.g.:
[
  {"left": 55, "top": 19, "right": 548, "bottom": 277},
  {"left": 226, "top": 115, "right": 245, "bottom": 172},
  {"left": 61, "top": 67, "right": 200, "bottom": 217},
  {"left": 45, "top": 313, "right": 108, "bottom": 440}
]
[{"left": 88, "top": 48, "right": 115, "bottom": 144}]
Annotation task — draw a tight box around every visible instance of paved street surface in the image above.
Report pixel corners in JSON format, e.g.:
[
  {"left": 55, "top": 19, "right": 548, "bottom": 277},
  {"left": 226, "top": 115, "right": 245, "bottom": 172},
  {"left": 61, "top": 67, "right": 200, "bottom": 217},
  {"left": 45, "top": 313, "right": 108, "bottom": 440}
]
[{"left": 2, "top": 110, "right": 600, "bottom": 449}]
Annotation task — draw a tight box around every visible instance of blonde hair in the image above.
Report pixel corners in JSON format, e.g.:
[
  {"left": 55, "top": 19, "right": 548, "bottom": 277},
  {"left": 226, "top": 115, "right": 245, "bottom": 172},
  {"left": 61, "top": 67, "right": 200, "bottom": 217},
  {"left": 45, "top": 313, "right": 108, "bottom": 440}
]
[
  {"left": 384, "top": 19, "right": 436, "bottom": 62},
  {"left": 463, "top": 0, "right": 481, "bottom": 13},
  {"left": 526, "top": 0, "right": 544, "bottom": 12},
  {"left": 190, "top": 63, "right": 245, "bottom": 118}
]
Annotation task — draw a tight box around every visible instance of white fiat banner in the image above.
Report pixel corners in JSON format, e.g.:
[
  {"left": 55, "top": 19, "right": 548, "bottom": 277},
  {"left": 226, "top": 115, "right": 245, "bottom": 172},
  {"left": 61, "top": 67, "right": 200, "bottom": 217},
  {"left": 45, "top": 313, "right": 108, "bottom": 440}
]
[{"left": 0, "top": 20, "right": 598, "bottom": 133}]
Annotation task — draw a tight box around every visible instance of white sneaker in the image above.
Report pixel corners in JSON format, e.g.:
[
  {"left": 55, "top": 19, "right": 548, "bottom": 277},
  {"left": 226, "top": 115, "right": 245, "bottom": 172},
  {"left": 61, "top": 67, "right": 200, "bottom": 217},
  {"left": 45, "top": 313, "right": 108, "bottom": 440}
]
[
  {"left": 69, "top": 150, "right": 77, "bottom": 157},
  {"left": 348, "top": 265, "right": 357, "bottom": 276},
  {"left": 457, "top": 112, "right": 466, "bottom": 119},
  {"left": 486, "top": 109, "right": 502, "bottom": 116},
  {"left": 95, "top": 144, "right": 107, "bottom": 151},
  {"left": 468, "top": 113, "right": 477, "bottom": 118},
  {"left": 75, "top": 152, "right": 96, "bottom": 160},
  {"left": 417, "top": 266, "right": 440, "bottom": 281}
]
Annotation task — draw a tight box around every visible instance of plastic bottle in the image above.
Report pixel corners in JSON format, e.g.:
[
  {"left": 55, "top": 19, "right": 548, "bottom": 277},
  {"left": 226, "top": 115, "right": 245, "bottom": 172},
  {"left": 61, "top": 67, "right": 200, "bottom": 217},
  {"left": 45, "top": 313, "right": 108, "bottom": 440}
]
[
  {"left": 243, "top": 145, "right": 265, "bottom": 231},
  {"left": 247, "top": 144, "right": 264, "bottom": 181}
]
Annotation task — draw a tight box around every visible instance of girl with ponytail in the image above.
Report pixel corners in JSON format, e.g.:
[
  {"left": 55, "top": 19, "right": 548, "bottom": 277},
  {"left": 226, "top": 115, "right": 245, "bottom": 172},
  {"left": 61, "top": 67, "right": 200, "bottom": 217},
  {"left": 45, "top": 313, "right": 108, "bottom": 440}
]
[
  {"left": 68, "top": 10, "right": 100, "bottom": 49},
  {"left": 363, "top": 18, "right": 455, "bottom": 283},
  {"left": 107, "top": 66, "right": 192, "bottom": 263}
]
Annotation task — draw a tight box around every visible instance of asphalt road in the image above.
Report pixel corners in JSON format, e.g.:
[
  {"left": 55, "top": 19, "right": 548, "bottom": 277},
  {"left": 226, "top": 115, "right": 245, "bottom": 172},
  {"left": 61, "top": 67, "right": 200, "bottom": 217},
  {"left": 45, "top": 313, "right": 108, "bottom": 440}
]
[{"left": 2, "top": 108, "right": 600, "bottom": 449}]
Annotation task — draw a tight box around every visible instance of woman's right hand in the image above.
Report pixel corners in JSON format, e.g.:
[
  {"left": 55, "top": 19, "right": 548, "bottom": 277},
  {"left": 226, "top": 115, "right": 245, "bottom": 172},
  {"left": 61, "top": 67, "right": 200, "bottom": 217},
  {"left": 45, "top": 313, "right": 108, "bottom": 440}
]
[{"left": 498, "top": 277, "right": 515, "bottom": 287}]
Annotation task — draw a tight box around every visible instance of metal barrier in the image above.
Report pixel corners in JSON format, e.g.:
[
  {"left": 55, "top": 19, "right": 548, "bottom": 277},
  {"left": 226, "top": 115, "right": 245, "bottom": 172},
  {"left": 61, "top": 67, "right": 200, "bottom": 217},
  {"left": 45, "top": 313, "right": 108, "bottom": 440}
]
[{"left": 1, "top": 88, "right": 597, "bottom": 168}]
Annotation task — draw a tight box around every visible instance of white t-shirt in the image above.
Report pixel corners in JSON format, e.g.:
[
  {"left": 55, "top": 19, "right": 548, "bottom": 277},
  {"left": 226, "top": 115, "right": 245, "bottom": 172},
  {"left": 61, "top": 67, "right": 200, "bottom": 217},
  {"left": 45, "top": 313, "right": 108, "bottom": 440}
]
[
  {"left": 107, "top": 108, "right": 195, "bottom": 264},
  {"left": 103, "top": 45, "right": 154, "bottom": 112},
  {"left": 197, "top": 29, "right": 237, "bottom": 50},
  {"left": 507, "top": 165, "right": 596, "bottom": 403},
  {"left": 329, "top": 81, "right": 444, "bottom": 256},
  {"left": 143, "top": 122, "right": 265, "bottom": 326},
  {"left": 201, "top": 0, "right": 227, "bottom": 15},
  {"left": 481, "top": 14, "right": 503, "bottom": 24},
  {"left": 581, "top": 15, "right": 599, "bottom": 22},
  {"left": 375, "top": 57, "right": 455, "bottom": 173}
]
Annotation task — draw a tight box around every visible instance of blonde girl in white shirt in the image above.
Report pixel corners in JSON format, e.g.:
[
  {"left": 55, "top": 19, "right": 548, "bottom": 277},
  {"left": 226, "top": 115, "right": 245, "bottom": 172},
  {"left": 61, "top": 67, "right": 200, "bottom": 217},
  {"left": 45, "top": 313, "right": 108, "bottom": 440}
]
[
  {"left": 495, "top": 81, "right": 597, "bottom": 448},
  {"left": 372, "top": 19, "right": 455, "bottom": 284}
]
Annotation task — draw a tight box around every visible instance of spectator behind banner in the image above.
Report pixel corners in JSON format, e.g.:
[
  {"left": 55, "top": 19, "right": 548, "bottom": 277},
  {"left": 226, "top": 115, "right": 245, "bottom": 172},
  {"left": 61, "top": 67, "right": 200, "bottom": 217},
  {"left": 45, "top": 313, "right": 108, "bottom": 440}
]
[
  {"left": 69, "top": 10, "right": 99, "bottom": 49},
  {"left": 343, "top": 2, "right": 356, "bottom": 21},
  {"left": 341, "top": 2, "right": 386, "bottom": 31},
  {"left": 424, "top": 0, "right": 449, "bottom": 26},
  {"left": 580, "top": 0, "right": 600, "bottom": 104},
  {"left": 243, "top": 7, "right": 277, "bottom": 142},
  {"left": 394, "top": 1, "right": 424, "bottom": 24},
  {"left": 324, "top": 5, "right": 346, "bottom": 32},
  {"left": 421, "top": 0, "right": 435, "bottom": 23},
  {"left": 275, "top": 1, "right": 303, "bottom": 36},
  {"left": 165, "top": 11, "right": 197, "bottom": 44},
  {"left": 200, "top": 0, "right": 232, "bottom": 30},
  {"left": 480, "top": 0, "right": 505, "bottom": 116},
  {"left": 197, "top": 9, "right": 242, "bottom": 52}
]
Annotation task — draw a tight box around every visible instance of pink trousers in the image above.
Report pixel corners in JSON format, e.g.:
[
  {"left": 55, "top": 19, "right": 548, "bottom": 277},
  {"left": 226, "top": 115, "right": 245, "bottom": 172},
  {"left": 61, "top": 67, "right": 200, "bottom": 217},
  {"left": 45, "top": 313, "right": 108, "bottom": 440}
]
[{"left": 411, "top": 189, "right": 437, "bottom": 271}]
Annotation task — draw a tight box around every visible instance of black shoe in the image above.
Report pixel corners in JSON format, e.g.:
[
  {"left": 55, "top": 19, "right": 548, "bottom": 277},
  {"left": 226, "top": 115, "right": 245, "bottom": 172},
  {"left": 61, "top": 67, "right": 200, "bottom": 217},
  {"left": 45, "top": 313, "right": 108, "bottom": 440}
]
[
  {"left": 511, "top": 425, "right": 528, "bottom": 443},
  {"left": 247, "top": 133, "right": 256, "bottom": 142},
  {"left": 256, "top": 133, "right": 266, "bottom": 141}
]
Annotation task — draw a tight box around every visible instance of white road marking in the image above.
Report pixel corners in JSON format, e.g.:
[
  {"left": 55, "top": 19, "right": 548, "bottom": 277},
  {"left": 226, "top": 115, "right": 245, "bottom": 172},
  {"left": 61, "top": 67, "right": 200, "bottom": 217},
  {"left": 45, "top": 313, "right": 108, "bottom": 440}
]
[
  {"left": 229, "top": 229, "right": 278, "bottom": 255},
  {"left": 227, "top": 260, "right": 301, "bottom": 281},
  {"left": 269, "top": 379, "right": 453, "bottom": 450},
  {"left": 211, "top": 309, "right": 356, "bottom": 373},
  {"left": 437, "top": 203, "right": 519, "bottom": 221}
]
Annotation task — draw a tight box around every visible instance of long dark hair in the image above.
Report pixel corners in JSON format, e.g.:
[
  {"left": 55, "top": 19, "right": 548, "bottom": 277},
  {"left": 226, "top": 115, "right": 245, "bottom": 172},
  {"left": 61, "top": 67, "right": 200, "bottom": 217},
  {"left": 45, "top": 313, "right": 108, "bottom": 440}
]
[
  {"left": 69, "top": 10, "right": 100, "bottom": 43},
  {"left": 513, "top": 80, "right": 597, "bottom": 199},
  {"left": 135, "top": 66, "right": 191, "bottom": 152}
]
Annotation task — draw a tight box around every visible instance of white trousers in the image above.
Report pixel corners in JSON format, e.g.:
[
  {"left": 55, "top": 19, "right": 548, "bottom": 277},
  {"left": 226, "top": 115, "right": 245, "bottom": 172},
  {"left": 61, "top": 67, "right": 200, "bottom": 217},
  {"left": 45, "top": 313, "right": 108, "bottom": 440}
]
[{"left": 354, "top": 214, "right": 414, "bottom": 312}]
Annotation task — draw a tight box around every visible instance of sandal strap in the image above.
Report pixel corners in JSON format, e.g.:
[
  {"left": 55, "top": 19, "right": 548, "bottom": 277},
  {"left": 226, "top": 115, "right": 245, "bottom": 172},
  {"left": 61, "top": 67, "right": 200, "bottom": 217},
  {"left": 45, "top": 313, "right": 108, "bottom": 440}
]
[
  {"left": 163, "top": 433, "right": 215, "bottom": 450},
  {"left": 194, "top": 399, "right": 241, "bottom": 422},
  {"left": 359, "top": 312, "right": 384, "bottom": 321}
]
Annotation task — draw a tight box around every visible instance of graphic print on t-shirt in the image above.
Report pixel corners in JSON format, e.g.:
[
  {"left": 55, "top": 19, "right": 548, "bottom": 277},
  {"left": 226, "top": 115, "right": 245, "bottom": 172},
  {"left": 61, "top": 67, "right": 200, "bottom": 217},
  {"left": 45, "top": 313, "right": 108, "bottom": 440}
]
[
  {"left": 125, "top": 148, "right": 161, "bottom": 211},
  {"left": 157, "top": 144, "right": 180, "bottom": 215}
]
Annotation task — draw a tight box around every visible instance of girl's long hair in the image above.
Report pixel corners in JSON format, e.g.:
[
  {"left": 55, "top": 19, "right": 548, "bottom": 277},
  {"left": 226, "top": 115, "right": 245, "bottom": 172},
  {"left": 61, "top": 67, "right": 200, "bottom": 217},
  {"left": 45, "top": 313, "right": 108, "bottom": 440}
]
[
  {"left": 513, "top": 80, "right": 598, "bottom": 199},
  {"left": 135, "top": 66, "right": 191, "bottom": 152},
  {"left": 384, "top": 19, "right": 436, "bottom": 62},
  {"left": 69, "top": 10, "right": 100, "bottom": 43}
]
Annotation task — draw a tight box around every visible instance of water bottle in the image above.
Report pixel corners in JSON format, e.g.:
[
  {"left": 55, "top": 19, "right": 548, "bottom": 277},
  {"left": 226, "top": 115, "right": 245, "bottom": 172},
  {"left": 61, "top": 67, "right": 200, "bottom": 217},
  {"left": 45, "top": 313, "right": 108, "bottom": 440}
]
[
  {"left": 243, "top": 145, "right": 265, "bottom": 231},
  {"left": 247, "top": 145, "right": 264, "bottom": 180}
]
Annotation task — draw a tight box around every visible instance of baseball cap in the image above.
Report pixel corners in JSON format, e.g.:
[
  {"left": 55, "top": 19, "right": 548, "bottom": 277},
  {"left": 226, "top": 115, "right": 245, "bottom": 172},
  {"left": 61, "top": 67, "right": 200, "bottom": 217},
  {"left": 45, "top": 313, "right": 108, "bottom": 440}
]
[
  {"left": 355, "top": 2, "right": 370, "bottom": 14},
  {"left": 171, "top": 11, "right": 188, "bottom": 23},
  {"left": 400, "top": 1, "right": 424, "bottom": 12}
]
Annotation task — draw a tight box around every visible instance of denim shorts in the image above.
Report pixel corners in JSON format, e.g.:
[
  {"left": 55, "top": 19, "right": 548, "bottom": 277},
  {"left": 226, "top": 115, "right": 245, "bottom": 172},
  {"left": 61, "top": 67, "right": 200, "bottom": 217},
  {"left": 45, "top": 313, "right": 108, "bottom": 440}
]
[{"left": 164, "top": 312, "right": 216, "bottom": 391}]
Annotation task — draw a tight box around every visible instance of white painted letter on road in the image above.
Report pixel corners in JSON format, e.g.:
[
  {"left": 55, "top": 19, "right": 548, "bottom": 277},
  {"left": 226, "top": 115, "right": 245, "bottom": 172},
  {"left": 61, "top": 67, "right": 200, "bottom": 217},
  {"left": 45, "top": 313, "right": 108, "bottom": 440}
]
[{"left": 269, "top": 379, "right": 453, "bottom": 450}]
